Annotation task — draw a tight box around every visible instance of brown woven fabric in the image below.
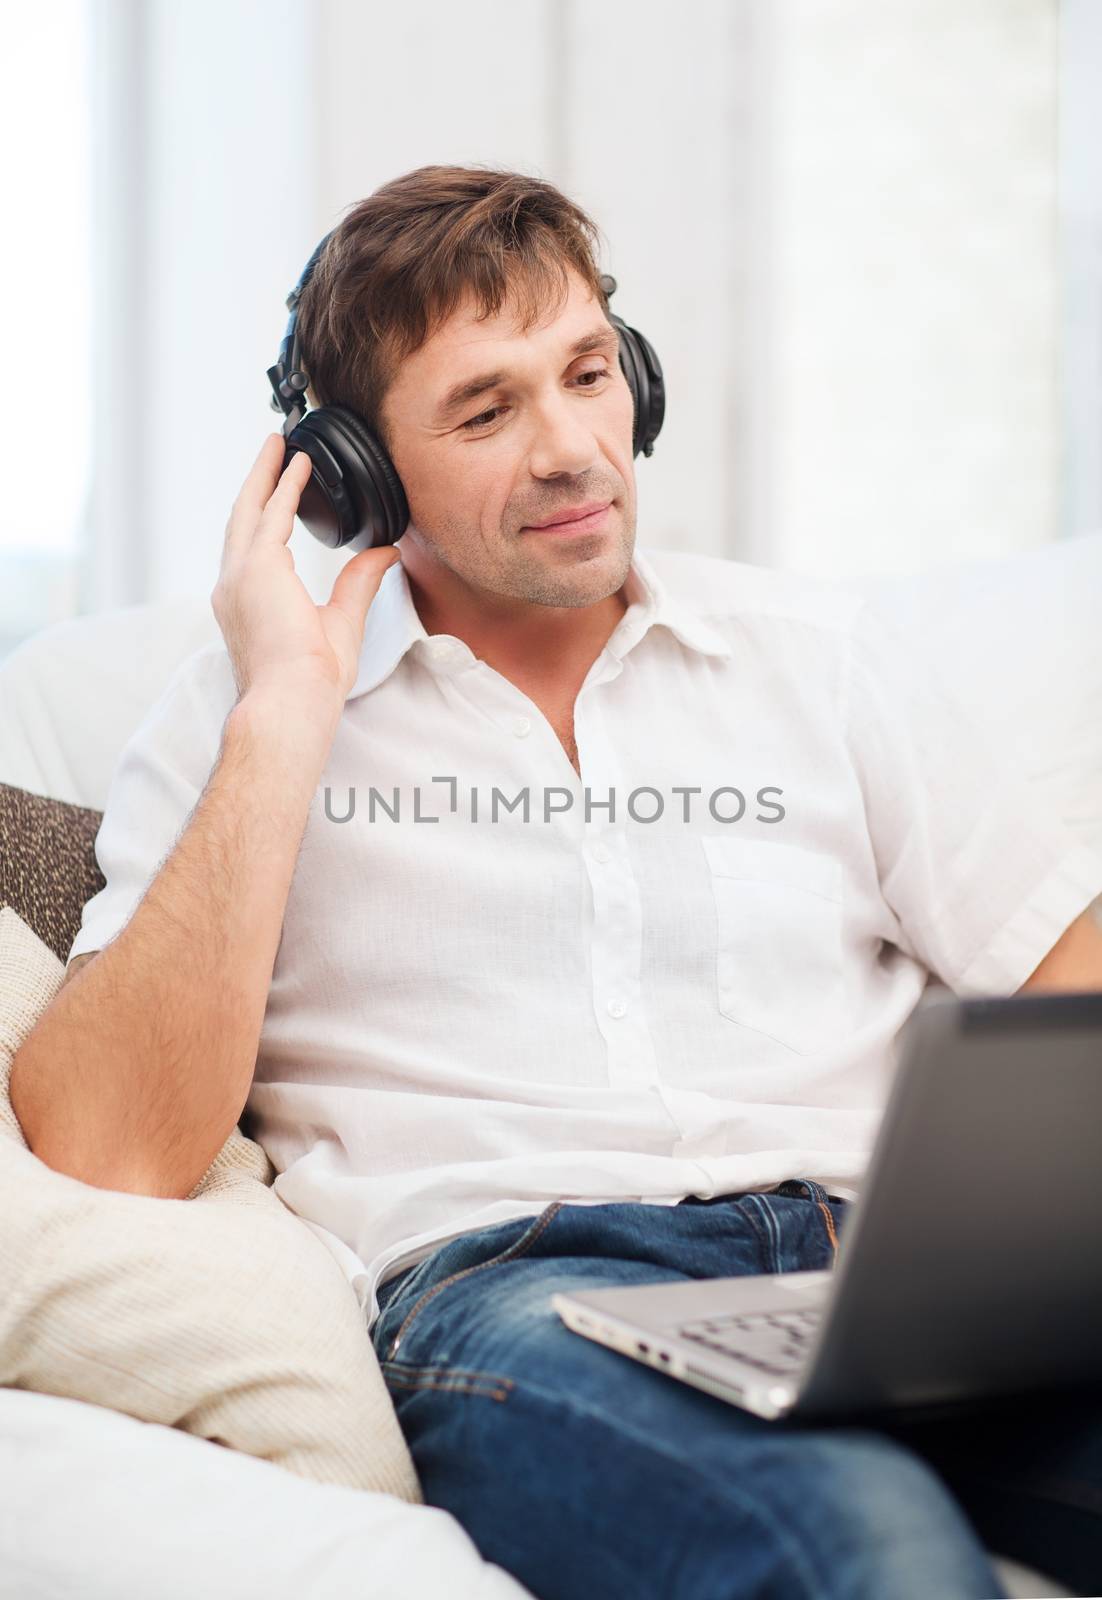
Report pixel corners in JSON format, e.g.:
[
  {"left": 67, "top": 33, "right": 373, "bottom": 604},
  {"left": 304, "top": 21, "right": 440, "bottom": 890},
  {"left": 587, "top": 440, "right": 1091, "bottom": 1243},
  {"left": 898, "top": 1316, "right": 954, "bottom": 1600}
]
[{"left": 0, "top": 783, "right": 105, "bottom": 962}]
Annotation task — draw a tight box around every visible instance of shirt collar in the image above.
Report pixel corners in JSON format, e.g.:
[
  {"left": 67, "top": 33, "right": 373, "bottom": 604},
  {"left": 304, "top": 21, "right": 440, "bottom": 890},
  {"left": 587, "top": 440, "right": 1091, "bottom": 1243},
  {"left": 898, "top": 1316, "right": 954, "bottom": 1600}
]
[
  {"left": 346, "top": 538, "right": 731, "bottom": 701},
  {"left": 607, "top": 545, "right": 733, "bottom": 664}
]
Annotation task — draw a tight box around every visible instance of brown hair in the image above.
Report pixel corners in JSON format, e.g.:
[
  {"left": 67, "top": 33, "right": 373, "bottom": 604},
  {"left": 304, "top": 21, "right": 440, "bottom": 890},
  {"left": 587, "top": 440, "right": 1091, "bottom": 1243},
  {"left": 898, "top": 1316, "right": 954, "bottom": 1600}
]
[{"left": 294, "top": 164, "right": 611, "bottom": 453}]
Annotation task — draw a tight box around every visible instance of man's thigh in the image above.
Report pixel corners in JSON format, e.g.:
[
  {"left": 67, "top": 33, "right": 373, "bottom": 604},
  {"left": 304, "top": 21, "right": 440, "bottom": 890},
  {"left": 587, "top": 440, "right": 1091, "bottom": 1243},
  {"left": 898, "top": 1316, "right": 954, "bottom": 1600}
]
[{"left": 371, "top": 1198, "right": 1005, "bottom": 1600}]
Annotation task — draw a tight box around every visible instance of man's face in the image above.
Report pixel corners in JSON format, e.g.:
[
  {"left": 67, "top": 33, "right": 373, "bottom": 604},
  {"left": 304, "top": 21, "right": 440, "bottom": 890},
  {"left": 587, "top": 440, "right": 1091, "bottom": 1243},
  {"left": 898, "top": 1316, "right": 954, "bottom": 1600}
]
[{"left": 380, "top": 266, "right": 638, "bottom": 611}]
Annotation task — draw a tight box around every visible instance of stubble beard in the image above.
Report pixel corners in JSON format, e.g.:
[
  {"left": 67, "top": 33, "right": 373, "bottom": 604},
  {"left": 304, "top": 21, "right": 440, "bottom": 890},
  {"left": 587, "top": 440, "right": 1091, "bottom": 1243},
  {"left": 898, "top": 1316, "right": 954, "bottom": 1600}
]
[{"left": 415, "top": 506, "right": 637, "bottom": 611}]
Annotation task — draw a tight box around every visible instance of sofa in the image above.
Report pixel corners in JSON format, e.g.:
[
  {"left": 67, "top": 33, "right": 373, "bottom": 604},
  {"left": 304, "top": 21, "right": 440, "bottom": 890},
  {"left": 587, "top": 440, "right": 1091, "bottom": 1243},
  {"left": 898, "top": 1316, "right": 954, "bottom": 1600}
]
[{"left": 2, "top": 532, "right": 1100, "bottom": 1598}]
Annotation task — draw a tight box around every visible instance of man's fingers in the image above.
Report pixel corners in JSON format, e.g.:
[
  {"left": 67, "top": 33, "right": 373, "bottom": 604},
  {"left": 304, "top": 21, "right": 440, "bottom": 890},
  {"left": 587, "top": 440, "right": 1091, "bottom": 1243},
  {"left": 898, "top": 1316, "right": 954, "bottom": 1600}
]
[
  {"left": 255, "top": 448, "right": 315, "bottom": 544},
  {"left": 233, "top": 434, "right": 286, "bottom": 521},
  {"left": 222, "top": 435, "right": 287, "bottom": 560},
  {"left": 327, "top": 545, "right": 402, "bottom": 628}
]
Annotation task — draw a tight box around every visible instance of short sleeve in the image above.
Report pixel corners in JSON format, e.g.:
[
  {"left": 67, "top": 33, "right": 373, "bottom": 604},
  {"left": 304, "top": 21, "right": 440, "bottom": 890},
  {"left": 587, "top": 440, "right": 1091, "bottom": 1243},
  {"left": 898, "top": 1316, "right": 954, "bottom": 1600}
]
[
  {"left": 843, "top": 596, "right": 1102, "bottom": 997},
  {"left": 66, "top": 646, "right": 238, "bottom": 968}
]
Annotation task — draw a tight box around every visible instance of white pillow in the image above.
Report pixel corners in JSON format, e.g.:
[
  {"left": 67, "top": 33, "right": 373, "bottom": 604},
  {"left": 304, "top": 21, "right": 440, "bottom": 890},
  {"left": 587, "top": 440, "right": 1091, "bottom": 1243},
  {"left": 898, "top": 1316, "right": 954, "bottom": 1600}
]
[
  {"left": 0, "top": 1387, "right": 531, "bottom": 1600},
  {"left": 0, "top": 906, "right": 419, "bottom": 1501},
  {"left": 0, "top": 599, "right": 221, "bottom": 808}
]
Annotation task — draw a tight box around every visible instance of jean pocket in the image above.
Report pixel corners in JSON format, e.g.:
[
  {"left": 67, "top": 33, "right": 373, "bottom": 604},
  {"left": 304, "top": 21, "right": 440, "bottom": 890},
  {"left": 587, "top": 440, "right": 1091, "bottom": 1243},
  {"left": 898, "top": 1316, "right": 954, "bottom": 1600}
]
[
  {"left": 702, "top": 835, "right": 845, "bottom": 1055},
  {"left": 384, "top": 1200, "right": 563, "bottom": 1361}
]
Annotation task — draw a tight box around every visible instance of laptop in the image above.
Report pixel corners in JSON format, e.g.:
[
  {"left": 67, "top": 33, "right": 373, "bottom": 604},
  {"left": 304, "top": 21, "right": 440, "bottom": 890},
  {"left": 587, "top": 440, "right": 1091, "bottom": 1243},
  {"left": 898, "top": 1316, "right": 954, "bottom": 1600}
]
[{"left": 551, "top": 986, "right": 1102, "bottom": 1423}]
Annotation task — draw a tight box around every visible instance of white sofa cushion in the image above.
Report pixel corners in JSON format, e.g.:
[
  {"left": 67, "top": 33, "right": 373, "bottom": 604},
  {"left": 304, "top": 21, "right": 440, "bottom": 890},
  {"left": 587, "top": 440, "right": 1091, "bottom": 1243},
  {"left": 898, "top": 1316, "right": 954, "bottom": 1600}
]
[
  {"left": 0, "top": 598, "right": 220, "bottom": 807},
  {"left": 0, "top": 1386, "right": 530, "bottom": 1600}
]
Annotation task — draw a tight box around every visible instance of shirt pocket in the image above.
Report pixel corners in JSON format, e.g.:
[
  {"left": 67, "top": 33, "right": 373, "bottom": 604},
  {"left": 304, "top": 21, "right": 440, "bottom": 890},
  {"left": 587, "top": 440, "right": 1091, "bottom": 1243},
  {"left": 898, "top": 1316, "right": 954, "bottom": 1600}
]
[{"left": 701, "top": 835, "right": 845, "bottom": 1055}]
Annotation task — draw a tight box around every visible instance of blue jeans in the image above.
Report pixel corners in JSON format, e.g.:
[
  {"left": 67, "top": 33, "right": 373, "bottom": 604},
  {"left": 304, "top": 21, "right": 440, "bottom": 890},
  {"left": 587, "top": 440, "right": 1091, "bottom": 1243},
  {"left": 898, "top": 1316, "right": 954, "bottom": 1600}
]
[{"left": 371, "top": 1180, "right": 1102, "bottom": 1599}]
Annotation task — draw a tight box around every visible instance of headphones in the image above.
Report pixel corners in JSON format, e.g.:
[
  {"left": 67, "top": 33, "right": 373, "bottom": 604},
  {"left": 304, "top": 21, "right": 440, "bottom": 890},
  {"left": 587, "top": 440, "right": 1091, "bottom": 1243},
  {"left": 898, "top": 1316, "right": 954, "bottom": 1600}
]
[{"left": 267, "top": 231, "right": 666, "bottom": 552}]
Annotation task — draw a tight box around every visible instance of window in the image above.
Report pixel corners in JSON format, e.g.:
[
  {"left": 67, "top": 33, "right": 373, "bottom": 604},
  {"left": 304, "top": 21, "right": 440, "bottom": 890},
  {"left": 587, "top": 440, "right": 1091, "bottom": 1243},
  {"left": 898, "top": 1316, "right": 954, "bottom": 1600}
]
[
  {"left": 0, "top": 4, "right": 92, "bottom": 659},
  {"left": 1060, "top": 0, "right": 1102, "bottom": 538}
]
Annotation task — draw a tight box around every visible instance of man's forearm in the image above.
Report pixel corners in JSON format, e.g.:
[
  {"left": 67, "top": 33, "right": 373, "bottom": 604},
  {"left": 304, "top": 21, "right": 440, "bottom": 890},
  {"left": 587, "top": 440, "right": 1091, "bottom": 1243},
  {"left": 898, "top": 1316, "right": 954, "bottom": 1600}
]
[{"left": 10, "top": 686, "right": 340, "bottom": 1199}]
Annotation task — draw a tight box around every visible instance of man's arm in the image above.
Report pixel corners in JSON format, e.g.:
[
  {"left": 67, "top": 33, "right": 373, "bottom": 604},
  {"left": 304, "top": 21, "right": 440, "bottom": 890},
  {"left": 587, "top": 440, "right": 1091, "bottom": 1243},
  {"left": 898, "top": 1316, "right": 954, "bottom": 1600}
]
[
  {"left": 10, "top": 435, "right": 400, "bottom": 1200},
  {"left": 11, "top": 688, "right": 338, "bottom": 1198},
  {"left": 1016, "top": 906, "right": 1102, "bottom": 994}
]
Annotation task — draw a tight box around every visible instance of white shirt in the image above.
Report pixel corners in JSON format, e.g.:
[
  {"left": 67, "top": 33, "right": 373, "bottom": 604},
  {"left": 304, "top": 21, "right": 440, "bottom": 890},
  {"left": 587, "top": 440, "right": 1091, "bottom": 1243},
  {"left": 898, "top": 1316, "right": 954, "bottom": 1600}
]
[{"left": 70, "top": 542, "right": 1102, "bottom": 1330}]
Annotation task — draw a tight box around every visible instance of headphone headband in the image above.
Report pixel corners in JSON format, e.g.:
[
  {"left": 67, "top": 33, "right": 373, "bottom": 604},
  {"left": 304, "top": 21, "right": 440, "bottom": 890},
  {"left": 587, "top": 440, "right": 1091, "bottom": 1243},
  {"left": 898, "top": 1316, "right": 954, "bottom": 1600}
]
[{"left": 267, "top": 231, "right": 335, "bottom": 428}]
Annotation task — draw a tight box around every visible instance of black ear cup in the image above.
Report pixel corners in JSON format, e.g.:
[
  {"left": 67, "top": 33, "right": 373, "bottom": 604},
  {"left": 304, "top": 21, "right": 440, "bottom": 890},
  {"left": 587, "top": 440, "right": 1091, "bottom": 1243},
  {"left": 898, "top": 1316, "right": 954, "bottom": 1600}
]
[
  {"left": 613, "top": 318, "right": 666, "bottom": 460},
  {"left": 285, "top": 406, "right": 410, "bottom": 551}
]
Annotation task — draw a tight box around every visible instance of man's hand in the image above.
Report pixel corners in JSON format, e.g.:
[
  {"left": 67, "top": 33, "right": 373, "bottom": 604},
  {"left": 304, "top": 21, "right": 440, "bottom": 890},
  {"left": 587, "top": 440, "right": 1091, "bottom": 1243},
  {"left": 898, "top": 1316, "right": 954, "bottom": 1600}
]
[{"left": 212, "top": 434, "right": 402, "bottom": 713}]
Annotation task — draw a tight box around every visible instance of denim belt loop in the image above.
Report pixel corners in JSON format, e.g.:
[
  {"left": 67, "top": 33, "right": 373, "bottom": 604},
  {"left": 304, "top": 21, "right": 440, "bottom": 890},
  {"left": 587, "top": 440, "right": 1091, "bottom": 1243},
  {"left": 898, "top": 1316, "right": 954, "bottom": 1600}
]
[{"left": 773, "top": 1177, "right": 838, "bottom": 1206}]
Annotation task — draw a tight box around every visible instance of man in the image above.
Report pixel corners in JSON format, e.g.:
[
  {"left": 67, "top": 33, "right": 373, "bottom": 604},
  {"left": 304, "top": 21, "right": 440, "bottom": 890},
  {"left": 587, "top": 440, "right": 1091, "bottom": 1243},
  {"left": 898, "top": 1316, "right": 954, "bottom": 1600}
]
[{"left": 12, "top": 165, "right": 1102, "bottom": 1599}]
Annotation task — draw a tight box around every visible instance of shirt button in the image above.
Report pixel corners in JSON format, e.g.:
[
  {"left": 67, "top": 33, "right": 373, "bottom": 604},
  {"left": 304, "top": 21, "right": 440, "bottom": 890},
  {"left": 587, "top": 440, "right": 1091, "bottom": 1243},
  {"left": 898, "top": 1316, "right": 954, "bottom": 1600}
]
[
  {"left": 513, "top": 716, "right": 532, "bottom": 737},
  {"left": 607, "top": 997, "right": 627, "bottom": 1019},
  {"left": 590, "top": 841, "right": 611, "bottom": 864}
]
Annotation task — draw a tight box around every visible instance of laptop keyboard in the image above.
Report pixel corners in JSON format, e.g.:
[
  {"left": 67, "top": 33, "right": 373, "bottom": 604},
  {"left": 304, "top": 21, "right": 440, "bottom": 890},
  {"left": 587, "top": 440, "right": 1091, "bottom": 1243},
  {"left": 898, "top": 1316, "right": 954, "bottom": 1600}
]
[{"left": 677, "top": 1307, "right": 824, "bottom": 1377}]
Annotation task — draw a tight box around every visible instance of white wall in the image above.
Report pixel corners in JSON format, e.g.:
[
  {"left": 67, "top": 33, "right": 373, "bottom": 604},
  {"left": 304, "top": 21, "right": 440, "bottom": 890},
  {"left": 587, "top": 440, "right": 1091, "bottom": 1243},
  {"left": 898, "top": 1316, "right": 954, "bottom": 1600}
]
[
  {"left": 87, "top": 0, "right": 1064, "bottom": 610},
  {"left": 314, "top": 0, "right": 1063, "bottom": 581},
  {"left": 756, "top": 0, "right": 1059, "bottom": 577}
]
